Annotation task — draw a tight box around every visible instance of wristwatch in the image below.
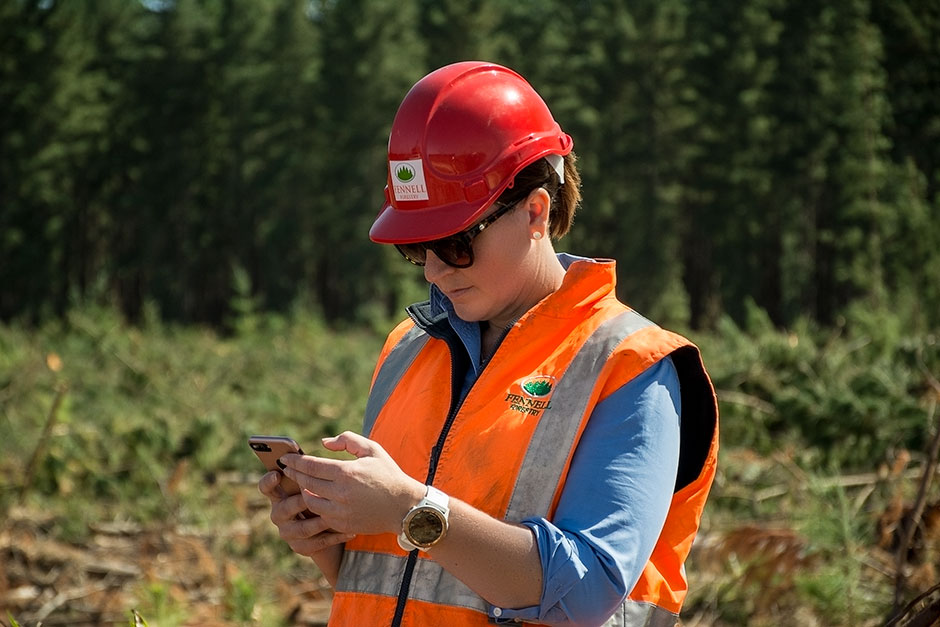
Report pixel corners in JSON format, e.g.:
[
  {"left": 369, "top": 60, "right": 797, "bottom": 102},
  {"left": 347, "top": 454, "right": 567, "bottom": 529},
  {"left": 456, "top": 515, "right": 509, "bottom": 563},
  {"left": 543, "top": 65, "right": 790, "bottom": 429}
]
[{"left": 398, "top": 485, "right": 450, "bottom": 551}]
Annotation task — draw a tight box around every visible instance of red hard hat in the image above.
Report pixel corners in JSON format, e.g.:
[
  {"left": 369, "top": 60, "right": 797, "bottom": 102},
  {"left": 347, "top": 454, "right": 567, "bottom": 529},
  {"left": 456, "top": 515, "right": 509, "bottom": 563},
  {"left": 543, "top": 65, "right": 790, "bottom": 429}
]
[{"left": 370, "top": 61, "right": 573, "bottom": 244}]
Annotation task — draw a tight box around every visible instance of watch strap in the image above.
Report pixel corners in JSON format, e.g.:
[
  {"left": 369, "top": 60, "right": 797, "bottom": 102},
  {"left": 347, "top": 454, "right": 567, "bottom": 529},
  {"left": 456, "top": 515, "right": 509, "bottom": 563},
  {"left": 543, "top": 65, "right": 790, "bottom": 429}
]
[{"left": 424, "top": 485, "right": 449, "bottom": 511}]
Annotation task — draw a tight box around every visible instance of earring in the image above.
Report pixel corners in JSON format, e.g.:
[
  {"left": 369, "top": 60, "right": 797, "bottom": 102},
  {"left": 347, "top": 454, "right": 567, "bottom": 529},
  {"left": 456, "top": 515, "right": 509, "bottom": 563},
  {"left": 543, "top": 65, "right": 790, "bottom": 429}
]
[{"left": 532, "top": 231, "right": 543, "bottom": 240}]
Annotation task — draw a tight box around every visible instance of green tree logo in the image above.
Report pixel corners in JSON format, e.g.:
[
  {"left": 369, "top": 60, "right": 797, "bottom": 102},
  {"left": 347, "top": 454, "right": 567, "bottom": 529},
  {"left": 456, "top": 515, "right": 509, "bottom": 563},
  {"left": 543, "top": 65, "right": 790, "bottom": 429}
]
[
  {"left": 396, "top": 164, "right": 416, "bottom": 182},
  {"left": 521, "top": 376, "right": 554, "bottom": 398}
]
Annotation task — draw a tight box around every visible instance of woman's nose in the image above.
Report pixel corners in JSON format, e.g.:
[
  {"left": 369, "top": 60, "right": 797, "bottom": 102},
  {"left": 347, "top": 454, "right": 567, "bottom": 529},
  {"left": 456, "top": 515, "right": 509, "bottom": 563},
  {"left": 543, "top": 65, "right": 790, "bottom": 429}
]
[{"left": 423, "top": 250, "right": 453, "bottom": 283}]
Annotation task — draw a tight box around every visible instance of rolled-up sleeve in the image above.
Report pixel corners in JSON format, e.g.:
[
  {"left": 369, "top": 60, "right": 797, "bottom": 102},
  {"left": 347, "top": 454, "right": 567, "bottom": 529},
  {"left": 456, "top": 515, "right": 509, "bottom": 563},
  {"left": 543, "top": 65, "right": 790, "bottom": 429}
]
[{"left": 486, "top": 357, "right": 681, "bottom": 625}]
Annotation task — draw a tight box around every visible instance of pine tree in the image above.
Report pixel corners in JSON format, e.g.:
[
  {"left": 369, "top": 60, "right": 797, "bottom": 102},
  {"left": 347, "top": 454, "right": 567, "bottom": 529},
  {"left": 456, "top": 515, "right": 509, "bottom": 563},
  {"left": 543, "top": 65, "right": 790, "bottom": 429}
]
[
  {"left": 872, "top": 0, "right": 940, "bottom": 328},
  {"left": 680, "top": 0, "right": 782, "bottom": 328},
  {"left": 558, "top": 0, "right": 696, "bottom": 325},
  {"left": 308, "top": 0, "right": 427, "bottom": 321},
  {"left": 0, "top": 1, "right": 76, "bottom": 320}
]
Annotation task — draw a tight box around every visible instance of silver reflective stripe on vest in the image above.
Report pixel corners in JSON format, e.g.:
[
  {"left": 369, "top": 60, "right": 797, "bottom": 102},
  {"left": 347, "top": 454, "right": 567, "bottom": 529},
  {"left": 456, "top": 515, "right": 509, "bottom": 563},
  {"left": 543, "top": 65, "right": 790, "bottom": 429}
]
[
  {"left": 336, "top": 550, "right": 489, "bottom": 614},
  {"left": 505, "top": 309, "right": 653, "bottom": 521},
  {"left": 363, "top": 325, "right": 429, "bottom": 437},
  {"left": 603, "top": 600, "right": 679, "bottom": 627},
  {"left": 335, "top": 550, "right": 405, "bottom": 597}
]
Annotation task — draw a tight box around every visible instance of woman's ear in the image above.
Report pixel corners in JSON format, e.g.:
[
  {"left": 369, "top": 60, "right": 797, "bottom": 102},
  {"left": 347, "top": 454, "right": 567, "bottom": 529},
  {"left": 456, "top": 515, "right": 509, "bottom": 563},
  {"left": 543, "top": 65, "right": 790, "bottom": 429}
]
[{"left": 523, "top": 187, "right": 552, "bottom": 232}]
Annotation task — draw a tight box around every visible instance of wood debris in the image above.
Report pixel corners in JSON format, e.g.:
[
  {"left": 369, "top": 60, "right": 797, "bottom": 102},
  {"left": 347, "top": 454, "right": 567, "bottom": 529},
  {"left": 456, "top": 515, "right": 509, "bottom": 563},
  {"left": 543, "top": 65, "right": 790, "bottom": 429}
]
[{"left": 0, "top": 506, "right": 332, "bottom": 627}]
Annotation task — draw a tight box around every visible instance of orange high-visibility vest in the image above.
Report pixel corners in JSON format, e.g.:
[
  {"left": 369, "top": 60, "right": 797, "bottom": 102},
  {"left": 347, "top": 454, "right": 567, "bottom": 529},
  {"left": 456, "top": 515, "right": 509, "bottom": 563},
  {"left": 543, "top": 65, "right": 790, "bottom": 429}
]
[{"left": 329, "top": 260, "right": 718, "bottom": 627}]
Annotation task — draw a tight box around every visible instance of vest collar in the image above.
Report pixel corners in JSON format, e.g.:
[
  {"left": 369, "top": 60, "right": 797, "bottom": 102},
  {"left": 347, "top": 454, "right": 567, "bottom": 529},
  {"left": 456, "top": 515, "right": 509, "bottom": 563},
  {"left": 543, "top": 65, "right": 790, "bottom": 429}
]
[
  {"left": 408, "top": 255, "right": 618, "bottom": 335},
  {"left": 535, "top": 256, "right": 617, "bottom": 319}
]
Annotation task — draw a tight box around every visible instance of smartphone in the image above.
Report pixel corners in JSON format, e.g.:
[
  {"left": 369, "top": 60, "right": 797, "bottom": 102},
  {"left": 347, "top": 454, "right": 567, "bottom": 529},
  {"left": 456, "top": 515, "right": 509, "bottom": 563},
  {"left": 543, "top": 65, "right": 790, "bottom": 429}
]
[{"left": 248, "top": 435, "right": 308, "bottom": 513}]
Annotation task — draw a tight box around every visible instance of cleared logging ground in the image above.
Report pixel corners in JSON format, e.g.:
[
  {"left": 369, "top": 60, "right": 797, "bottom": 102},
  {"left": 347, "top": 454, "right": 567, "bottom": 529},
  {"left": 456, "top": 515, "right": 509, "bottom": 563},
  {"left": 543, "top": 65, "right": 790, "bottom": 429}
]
[{"left": 1, "top": 307, "right": 937, "bottom": 626}]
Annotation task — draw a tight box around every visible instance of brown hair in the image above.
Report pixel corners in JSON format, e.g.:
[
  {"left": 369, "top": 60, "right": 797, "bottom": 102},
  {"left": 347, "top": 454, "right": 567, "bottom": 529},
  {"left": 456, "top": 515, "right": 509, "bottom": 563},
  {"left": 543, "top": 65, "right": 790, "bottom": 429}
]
[{"left": 495, "top": 151, "right": 581, "bottom": 239}]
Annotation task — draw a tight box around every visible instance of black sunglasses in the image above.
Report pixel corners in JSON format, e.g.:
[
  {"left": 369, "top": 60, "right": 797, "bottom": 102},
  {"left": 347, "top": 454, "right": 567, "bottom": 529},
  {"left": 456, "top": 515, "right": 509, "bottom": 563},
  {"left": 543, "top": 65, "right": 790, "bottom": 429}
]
[{"left": 395, "top": 200, "right": 519, "bottom": 268}]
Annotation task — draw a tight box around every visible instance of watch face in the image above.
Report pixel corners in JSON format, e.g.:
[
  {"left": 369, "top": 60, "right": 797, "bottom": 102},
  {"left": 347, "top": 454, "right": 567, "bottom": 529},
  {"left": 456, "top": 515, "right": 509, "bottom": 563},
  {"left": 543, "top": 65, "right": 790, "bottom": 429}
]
[{"left": 409, "top": 509, "right": 445, "bottom": 545}]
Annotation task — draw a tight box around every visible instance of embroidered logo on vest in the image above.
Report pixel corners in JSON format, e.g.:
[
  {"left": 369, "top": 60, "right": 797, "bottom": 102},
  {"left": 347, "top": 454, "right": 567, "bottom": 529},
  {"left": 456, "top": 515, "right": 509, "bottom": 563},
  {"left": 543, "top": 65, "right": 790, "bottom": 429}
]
[{"left": 505, "top": 375, "right": 556, "bottom": 417}]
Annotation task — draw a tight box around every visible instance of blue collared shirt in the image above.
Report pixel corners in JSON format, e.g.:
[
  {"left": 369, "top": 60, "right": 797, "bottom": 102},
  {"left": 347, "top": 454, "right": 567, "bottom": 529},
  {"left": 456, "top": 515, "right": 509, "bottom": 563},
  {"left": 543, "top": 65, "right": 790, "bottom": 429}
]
[{"left": 428, "top": 254, "right": 681, "bottom": 625}]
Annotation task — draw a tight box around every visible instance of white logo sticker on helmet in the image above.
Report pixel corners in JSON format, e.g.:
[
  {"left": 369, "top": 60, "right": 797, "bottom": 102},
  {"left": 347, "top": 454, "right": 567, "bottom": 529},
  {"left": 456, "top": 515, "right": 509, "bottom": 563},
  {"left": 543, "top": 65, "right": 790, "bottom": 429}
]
[{"left": 390, "top": 159, "right": 429, "bottom": 202}]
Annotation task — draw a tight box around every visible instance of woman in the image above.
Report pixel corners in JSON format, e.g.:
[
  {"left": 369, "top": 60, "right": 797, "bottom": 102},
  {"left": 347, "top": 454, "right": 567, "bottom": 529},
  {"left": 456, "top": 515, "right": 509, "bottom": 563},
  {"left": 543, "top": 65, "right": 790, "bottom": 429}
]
[{"left": 260, "top": 61, "right": 719, "bottom": 627}]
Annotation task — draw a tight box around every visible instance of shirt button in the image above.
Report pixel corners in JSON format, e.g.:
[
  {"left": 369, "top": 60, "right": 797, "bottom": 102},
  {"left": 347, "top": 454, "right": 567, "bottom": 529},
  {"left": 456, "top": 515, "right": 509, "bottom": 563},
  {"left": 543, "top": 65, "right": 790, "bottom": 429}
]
[{"left": 493, "top": 607, "right": 503, "bottom": 617}]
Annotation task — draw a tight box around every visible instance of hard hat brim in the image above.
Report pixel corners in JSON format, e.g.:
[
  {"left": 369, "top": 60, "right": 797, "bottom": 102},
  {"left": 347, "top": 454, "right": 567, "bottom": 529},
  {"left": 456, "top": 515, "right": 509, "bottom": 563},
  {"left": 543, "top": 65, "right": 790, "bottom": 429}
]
[{"left": 369, "top": 191, "right": 503, "bottom": 244}]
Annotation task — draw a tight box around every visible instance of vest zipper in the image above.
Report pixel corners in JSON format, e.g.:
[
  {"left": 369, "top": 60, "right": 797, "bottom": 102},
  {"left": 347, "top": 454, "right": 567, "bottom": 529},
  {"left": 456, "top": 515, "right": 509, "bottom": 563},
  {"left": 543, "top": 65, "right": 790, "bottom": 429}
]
[{"left": 391, "top": 328, "right": 466, "bottom": 627}]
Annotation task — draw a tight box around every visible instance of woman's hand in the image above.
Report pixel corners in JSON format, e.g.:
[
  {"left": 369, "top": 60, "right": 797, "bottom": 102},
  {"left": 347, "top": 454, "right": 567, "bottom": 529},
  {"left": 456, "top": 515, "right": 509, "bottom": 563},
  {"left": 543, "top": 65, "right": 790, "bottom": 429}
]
[
  {"left": 277, "top": 431, "right": 545, "bottom": 607},
  {"left": 258, "top": 470, "right": 354, "bottom": 559},
  {"left": 280, "top": 431, "right": 425, "bottom": 537}
]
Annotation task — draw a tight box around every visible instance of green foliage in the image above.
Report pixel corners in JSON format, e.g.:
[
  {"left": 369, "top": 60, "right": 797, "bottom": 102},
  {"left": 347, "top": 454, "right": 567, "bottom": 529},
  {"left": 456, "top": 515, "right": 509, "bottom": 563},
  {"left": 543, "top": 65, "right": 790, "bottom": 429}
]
[
  {"left": 0, "top": 305, "right": 383, "bottom": 528},
  {"left": 689, "top": 459, "right": 895, "bottom": 625},
  {"left": 793, "top": 480, "right": 884, "bottom": 624},
  {"left": 225, "top": 572, "right": 258, "bottom": 623},
  {"left": 698, "top": 300, "right": 937, "bottom": 469},
  {"left": 1, "top": 0, "right": 937, "bottom": 332},
  {"left": 136, "top": 582, "right": 185, "bottom": 627}
]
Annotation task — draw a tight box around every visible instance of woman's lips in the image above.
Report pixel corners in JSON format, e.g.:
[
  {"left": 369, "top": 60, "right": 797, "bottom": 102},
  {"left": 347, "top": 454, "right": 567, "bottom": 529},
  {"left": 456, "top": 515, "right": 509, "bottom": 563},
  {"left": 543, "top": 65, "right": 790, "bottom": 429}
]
[{"left": 443, "top": 286, "right": 471, "bottom": 300}]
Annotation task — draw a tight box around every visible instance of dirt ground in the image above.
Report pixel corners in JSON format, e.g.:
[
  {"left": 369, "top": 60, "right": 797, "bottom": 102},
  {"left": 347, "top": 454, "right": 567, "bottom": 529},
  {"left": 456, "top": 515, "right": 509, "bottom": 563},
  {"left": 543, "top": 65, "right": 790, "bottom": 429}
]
[
  {"left": 3, "top": 492, "right": 940, "bottom": 627},
  {"left": 0, "top": 500, "right": 333, "bottom": 627}
]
